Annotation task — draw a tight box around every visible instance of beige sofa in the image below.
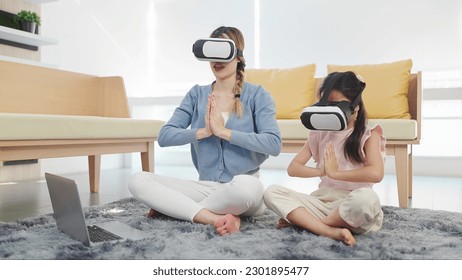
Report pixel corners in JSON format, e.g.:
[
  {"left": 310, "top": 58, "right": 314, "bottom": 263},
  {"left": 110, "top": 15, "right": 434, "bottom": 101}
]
[
  {"left": 0, "top": 60, "right": 164, "bottom": 192},
  {"left": 247, "top": 60, "right": 421, "bottom": 208}
]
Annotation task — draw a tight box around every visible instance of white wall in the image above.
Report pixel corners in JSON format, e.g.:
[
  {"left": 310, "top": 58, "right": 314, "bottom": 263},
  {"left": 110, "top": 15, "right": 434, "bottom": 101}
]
[
  {"left": 258, "top": 0, "right": 462, "bottom": 76},
  {"left": 41, "top": 0, "right": 462, "bottom": 93},
  {"left": 41, "top": 0, "right": 155, "bottom": 96}
]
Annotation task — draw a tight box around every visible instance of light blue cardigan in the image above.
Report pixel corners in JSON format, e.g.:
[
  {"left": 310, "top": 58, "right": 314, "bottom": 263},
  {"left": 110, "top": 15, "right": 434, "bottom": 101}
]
[{"left": 158, "top": 81, "right": 282, "bottom": 183}]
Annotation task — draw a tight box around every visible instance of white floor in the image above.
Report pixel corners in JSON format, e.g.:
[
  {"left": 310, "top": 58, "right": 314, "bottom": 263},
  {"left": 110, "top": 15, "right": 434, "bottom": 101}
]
[{"left": 1, "top": 165, "right": 461, "bottom": 222}]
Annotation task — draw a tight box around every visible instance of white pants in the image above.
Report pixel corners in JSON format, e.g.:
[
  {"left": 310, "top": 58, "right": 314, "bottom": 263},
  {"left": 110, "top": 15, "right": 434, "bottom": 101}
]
[
  {"left": 264, "top": 185, "right": 383, "bottom": 234},
  {"left": 128, "top": 171, "right": 266, "bottom": 222}
]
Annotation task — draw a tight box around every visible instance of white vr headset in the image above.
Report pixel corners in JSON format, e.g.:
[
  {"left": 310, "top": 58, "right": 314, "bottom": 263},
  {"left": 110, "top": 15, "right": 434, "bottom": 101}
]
[
  {"left": 192, "top": 38, "right": 243, "bottom": 63},
  {"left": 300, "top": 83, "right": 363, "bottom": 131}
]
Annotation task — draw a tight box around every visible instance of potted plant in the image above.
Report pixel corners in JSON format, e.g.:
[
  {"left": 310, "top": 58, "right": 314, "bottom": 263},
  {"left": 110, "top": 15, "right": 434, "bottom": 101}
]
[{"left": 14, "top": 10, "right": 40, "bottom": 34}]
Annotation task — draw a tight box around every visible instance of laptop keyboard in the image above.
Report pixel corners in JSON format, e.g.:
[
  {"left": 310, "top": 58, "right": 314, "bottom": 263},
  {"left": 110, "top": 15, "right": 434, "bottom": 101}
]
[{"left": 87, "top": 225, "right": 123, "bottom": 243}]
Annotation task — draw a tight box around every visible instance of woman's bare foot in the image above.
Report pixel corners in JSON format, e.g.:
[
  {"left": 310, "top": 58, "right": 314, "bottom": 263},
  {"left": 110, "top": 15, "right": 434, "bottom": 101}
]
[
  {"left": 146, "top": 208, "right": 167, "bottom": 219},
  {"left": 214, "top": 214, "right": 241, "bottom": 236},
  {"left": 329, "top": 228, "right": 356, "bottom": 246},
  {"left": 276, "top": 218, "right": 291, "bottom": 229}
]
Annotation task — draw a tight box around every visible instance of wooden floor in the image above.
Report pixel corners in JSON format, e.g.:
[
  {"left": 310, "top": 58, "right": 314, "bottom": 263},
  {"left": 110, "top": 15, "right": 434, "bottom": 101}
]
[{"left": 1, "top": 166, "right": 461, "bottom": 222}]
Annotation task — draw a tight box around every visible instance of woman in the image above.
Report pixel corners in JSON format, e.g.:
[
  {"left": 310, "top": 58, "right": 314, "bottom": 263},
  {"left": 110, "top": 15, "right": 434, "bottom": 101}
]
[{"left": 129, "top": 26, "right": 281, "bottom": 235}]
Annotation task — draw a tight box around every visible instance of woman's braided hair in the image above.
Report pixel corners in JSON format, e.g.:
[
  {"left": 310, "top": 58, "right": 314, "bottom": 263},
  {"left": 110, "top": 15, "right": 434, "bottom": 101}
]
[{"left": 210, "top": 26, "right": 245, "bottom": 117}]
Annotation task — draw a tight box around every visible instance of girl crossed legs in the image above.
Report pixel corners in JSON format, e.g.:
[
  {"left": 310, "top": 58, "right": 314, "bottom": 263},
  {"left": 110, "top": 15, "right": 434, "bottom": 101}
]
[{"left": 264, "top": 185, "right": 383, "bottom": 246}]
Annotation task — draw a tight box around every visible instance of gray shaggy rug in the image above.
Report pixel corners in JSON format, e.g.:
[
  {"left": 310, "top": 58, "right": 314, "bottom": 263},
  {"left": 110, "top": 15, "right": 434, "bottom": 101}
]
[{"left": 1, "top": 197, "right": 461, "bottom": 260}]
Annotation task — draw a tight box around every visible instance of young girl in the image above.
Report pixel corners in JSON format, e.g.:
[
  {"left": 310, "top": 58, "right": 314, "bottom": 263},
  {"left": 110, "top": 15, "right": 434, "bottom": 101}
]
[
  {"left": 129, "top": 26, "right": 281, "bottom": 235},
  {"left": 264, "top": 71, "right": 385, "bottom": 246}
]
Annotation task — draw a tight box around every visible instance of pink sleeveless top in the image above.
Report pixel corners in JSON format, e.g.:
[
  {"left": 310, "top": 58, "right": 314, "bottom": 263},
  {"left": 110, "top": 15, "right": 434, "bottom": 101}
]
[{"left": 309, "top": 124, "right": 386, "bottom": 191}]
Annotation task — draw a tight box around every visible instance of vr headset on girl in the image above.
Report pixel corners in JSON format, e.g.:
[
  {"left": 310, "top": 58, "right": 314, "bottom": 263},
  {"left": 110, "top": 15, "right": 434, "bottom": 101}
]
[
  {"left": 300, "top": 73, "right": 366, "bottom": 131},
  {"left": 192, "top": 26, "right": 243, "bottom": 63}
]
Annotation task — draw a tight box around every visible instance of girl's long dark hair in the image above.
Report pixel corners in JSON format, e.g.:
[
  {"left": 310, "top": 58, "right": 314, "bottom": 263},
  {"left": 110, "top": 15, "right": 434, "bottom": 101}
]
[{"left": 319, "top": 71, "right": 367, "bottom": 164}]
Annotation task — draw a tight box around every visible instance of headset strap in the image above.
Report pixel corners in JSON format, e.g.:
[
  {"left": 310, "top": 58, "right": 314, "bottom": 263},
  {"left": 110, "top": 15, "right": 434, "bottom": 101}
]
[
  {"left": 212, "top": 26, "right": 231, "bottom": 38},
  {"left": 318, "top": 73, "right": 340, "bottom": 105},
  {"left": 319, "top": 73, "right": 363, "bottom": 107},
  {"left": 212, "top": 26, "right": 244, "bottom": 57},
  {"left": 350, "top": 92, "right": 362, "bottom": 108}
]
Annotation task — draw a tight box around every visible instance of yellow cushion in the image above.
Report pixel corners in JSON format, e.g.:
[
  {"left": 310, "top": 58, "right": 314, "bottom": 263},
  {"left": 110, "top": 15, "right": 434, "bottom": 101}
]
[
  {"left": 246, "top": 64, "right": 316, "bottom": 119},
  {"left": 327, "top": 59, "right": 413, "bottom": 119}
]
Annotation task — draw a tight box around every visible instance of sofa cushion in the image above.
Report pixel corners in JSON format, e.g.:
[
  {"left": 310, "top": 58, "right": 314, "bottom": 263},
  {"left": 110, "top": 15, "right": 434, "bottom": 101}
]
[
  {"left": 327, "top": 59, "right": 413, "bottom": 119},
  {"left": 246, "top": 64, "right": 317, "bottom": 119},
  {"left": 0, "top": 113, "right": 164, "bottom": 140},
  {"left": 277, "top": 119, "right": 310, "bottom": 140},
  {"left": 368, "top": 119, "right": 417, "bottom": 140},
  {"left": 277, "top": 119, "right": 417, "bottom": 141}
]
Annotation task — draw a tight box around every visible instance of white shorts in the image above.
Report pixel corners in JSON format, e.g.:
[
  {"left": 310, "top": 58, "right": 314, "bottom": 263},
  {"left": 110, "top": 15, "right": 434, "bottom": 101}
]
[{"left": 264, "top": 185, "right": 383, "bottom": 234}]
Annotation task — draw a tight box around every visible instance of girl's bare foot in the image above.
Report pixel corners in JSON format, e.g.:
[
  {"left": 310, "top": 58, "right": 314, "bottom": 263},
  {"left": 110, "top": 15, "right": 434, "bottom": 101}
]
[
  {"left": 341, "top": 228, "right": 356, "bottom": 246},
  {"left": 329, "top": 228, "right": 356, "bottom": 246},
  {"left": 277, "top": 218, "right": 291, "bottom": 229},
  {"left": 214, "top": 214, "right": 241, "bottom": 236}
]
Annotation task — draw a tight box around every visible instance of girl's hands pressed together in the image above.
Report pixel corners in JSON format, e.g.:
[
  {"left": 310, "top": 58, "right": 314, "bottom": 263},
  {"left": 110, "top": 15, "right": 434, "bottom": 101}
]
[{"left": 323, "top": 142, "right": 339, "bottom": 179}]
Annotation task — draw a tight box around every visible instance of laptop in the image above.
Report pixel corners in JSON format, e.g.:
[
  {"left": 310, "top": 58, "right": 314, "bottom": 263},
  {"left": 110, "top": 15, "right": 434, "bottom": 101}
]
[{"left": 45, "top": 173, "right": 150, "bottom": 246}]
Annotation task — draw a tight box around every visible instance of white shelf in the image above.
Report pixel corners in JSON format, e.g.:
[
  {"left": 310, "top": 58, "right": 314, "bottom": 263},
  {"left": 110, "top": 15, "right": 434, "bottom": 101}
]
[
  {"left": 23, "top": 0, "right": 58, "bottom": 3},
  {"left": 0, "top": 25, "right": 58, "bottom": 47}
]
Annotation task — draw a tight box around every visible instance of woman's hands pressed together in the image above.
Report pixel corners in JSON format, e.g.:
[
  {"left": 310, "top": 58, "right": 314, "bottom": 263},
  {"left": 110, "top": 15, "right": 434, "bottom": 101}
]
[{"left": 196, "top": 94, "right": 232, "bottom": 141}]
